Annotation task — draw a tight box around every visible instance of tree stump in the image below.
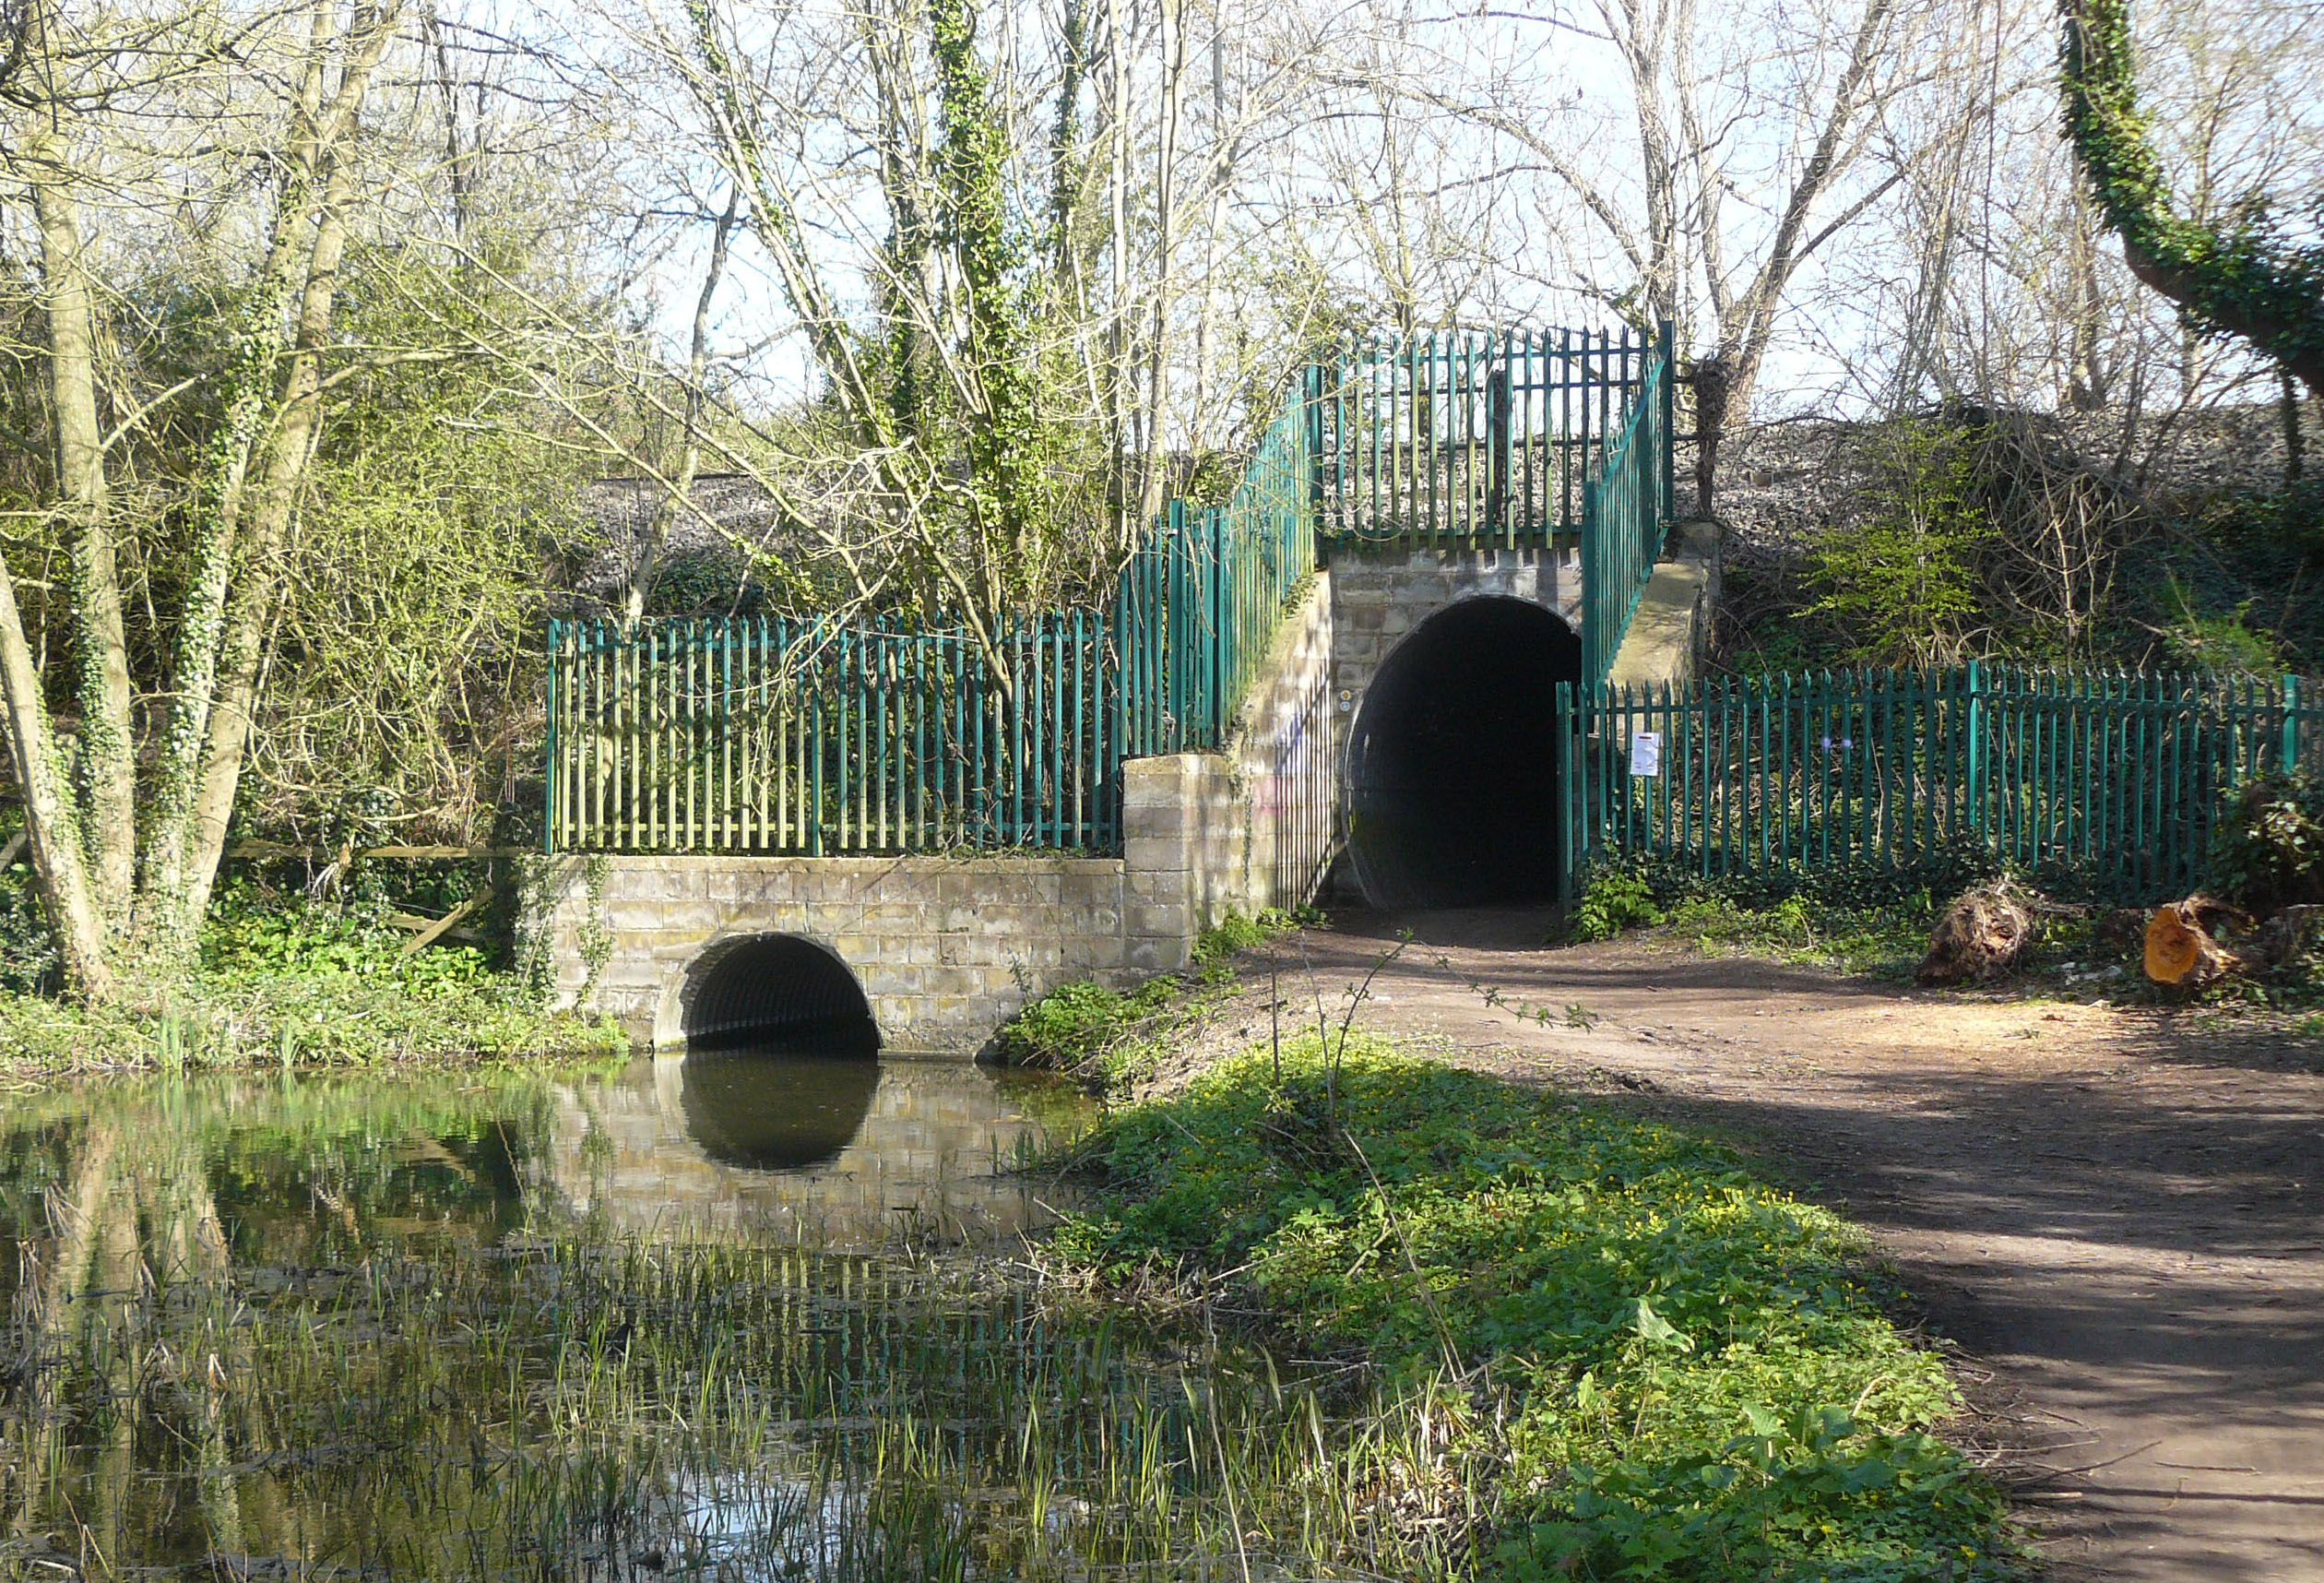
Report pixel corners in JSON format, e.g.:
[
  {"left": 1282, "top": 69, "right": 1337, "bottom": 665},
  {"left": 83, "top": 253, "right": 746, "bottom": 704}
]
[
  {"left": 2247, "top": 904, "right": 2323, "bottom": 970},
  {"left": 1918, "top": 879, "right": 2044, "bottom": 985},
  {"left": 2142, "top": 899, "right": 2243, "bottom": 988}
]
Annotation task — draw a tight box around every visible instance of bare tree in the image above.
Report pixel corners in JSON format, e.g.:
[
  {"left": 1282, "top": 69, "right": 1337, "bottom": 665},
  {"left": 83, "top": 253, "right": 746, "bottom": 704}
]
[{"left": 1363, "top": 0, "right": 1942, "bottom": 413}]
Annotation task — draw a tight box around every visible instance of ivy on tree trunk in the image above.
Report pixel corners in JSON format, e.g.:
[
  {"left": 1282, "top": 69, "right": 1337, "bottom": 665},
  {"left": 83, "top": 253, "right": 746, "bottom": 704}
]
[
  {"left": 2060, "top": 0, "right": 2324, "bottom": 398},
  {"left": 0, "top": 0, "right": 405, "bottom": 1002}
]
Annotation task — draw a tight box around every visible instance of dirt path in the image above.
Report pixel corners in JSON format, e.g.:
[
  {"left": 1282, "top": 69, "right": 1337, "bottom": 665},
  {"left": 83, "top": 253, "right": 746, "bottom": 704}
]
[{"left": 1168, "top": 911, "right": 2324, "bottom": 1583}]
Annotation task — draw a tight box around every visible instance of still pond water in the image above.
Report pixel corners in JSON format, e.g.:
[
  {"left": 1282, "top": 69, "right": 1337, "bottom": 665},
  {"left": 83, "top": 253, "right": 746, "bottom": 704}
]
[{"left": 0, "top": 1055, "right": 1400, "bottom": 1581}]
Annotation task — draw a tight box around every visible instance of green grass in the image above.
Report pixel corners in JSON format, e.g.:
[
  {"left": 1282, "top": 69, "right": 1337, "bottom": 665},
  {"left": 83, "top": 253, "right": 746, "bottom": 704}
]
[
  {"left": 1565, "top": 857, "right": 1971, "bottom": 980},
  {"left": 1655, "top": 891, "right": 1947, "bottom": 978},
  {"left": 0, "top": 972, "right": 624, "bottom": 1077},
  {"left": 993, "top": 907, "right": 1309, "bottom": 1088},
  {"left": 0, "top": 873, "right": 622, "bottom": 1076},
  {"left": 1056, "top": 1039, "right": 2022, "bottom": 1581}
]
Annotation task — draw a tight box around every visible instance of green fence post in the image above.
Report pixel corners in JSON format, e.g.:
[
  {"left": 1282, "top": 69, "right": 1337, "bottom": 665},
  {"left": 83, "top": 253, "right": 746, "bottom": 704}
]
[
  {"left": 2284, "top": 673, "right": 2302, "bottom": 775},
  {"left": 1304, "top": 361, "right": 1325, "bottom": 523},
  {"left": 543, "top": 619, "right": 561, "bottom": 853},
  {"left": 1964, "top": 659, "right": 1986, "bottom": 838},
  {"left": 1217, "top": 511, "right": 1236, "bottom": 748},
  {"left": 1557, "top": 680, "right": 1577, "bottom": 906},
  {"left": 1582, "top": 477, "right": 1602, "bottom": 684},
  {"left": 1656, "top": 317, "right": 1675, "bottom": 524}
]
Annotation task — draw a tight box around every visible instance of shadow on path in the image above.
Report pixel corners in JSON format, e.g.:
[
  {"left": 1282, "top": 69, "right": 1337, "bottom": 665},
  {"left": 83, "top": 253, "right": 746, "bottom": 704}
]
[{"left": 1244, "top": 916, "right": 2324, "bottom": 1583}]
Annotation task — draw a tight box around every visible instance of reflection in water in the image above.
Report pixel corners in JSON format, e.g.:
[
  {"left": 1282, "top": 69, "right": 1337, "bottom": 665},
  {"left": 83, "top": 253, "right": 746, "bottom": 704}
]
[
  {"left": 0, "top": 1062, "right": 1411, "bottom": 1580},
  {"left": 554, "top": 1052, "right": 1085, "bottom": 1244},
  {"left": 678, "top": 1050, "right": 883, "bottom": 1169}
]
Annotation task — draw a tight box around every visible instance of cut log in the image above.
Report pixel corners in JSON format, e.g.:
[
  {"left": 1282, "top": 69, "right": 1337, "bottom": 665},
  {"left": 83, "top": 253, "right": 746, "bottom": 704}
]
[
  {"left": 2143, "top": 899, "right": 2242, "bottom": 987},
  {"left": 1918, "top": 878, "right": 2045, "bottom": 985}
]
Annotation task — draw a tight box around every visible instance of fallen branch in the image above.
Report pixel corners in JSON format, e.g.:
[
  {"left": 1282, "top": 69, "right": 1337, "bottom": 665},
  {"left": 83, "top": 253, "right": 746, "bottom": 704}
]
[
  {"left": 385, "top": 912, "right": 485, "bottom": 944},
  {"left": 398, "top": 886, "right": 495, "bottom": 958},
  {"left": 227, "top": 842, "right": 530, "bottom": 861}
]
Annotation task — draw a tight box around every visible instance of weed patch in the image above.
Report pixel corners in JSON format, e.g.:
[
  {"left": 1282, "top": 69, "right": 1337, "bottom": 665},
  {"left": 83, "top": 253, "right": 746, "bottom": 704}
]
[
  {"left": 993, "top": 908, "right": 1306, "bottom": 1087},
  {"left": 1193, "top": 905, "right": 1312, "bottom": 965},
  {"left": 1566, "top": 854, "right": 1977, "bottom": 978},
  {"left": 1057, "top": 1040, "right": 2022, "bottom": 1580},
  {"left": 0, "top": 875, "right": 618, "bottom": 1077}
]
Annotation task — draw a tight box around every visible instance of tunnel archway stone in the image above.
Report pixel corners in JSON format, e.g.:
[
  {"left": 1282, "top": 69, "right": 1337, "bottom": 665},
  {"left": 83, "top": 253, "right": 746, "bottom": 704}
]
[{"left": 1326, "top": 545, "right": 1581, "bottom": 714}]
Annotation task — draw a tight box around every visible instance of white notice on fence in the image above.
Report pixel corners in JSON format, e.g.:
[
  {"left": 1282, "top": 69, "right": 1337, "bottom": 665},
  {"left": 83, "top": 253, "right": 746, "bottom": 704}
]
[{"left": 1630, "top": 731, "right": 1663, "bottom": 778}]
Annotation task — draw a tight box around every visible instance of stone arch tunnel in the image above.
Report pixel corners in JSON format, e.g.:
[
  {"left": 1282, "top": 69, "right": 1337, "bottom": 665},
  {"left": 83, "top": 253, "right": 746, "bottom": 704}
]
[
  {"left": 1343, "top": 594, "right": 1583, "bottom": 908},
  {"left": 677, "top": 934, "right": 882, "bottom": 1053},
  {"left": 536, "top": 529, "right": 1706, "bottom": 1046}
]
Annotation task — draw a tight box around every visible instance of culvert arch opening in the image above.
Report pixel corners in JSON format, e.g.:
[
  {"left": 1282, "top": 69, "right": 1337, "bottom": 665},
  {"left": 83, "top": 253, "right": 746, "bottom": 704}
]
[
  {"left": 681, "top": 934, "right": 881, "bottom": 1053},
  {"left": 1345, "top": 597, "right": 1583, "bottom": 909}
]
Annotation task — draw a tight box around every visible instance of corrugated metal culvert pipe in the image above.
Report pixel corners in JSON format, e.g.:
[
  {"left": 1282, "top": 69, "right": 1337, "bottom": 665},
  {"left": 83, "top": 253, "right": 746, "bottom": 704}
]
[{"left": 681, "top": 934, "right": 881, "bottom": 1053}]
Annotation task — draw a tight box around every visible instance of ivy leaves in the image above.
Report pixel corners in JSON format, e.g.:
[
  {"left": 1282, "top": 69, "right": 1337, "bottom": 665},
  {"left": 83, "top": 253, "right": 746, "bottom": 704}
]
[{"left": 2060, "top": 0, "right": 2324, "bottom": 396}]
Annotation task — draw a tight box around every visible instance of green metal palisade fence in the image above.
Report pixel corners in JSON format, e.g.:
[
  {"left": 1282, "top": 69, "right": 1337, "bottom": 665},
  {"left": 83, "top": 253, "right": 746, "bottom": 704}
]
[
  {"left": 542, "top": 323, "right": 1674, "bottom": 857},
  {"left": 1555, "top": 665, "right": 2319, "bottom": 903},
  {"left": 1115, "top": 377, "right": 1318, "bottom": 756},
  {"left": 1316, "top": 322, "right": 1671, "bottom": 547},
  {"left": 1579, "top": 351, "right": 1671, "bottom": 684},
  {"left": 543, "top": 614, "right": 1120, "bottom": 855}
]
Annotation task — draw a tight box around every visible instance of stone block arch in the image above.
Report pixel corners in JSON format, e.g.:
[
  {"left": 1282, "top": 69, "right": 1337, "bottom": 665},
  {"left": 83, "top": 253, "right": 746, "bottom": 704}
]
[{"left": 1325, "top": 545, "right": 1583, "bottom": 732}]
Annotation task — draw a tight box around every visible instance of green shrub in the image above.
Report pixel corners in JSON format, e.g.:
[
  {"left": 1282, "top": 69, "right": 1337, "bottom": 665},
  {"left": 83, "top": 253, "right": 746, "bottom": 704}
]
[
  {"left": 2152, "top": 573, "right": 2288, "bottom": 672},
  {"left": 1569, "top": 867, "right": 1666, "bottom": 942},
  {"left": 1192, "top": 906, "right": 1306, "bottom": 966},
  {"left": 2208, "top": 774, "right": 2324, "bottom": 913},
  {"left": 0, "top": 966, "right": 619, "bottom": 1075},
  {"left": 2130, "top": 477, "right": 2324, "bottom": 673},
  {"left": 990, "top": 976, "right": 1177, "bottom": 1070},
  {"left": 0, "top": 862, "right": 611, "bottom": 1075},
  {"left": 0, "top": 844, "right": 58, "bottom": 996},
  {"left": 202, "top": 879, "right": 500, "bottom": 993},
  {"left": 994, "top": 908, "right": 1305, "bottom": 1081},
  {"left": 1800, "top": 421, "right": 1996, "bottom": 668}
]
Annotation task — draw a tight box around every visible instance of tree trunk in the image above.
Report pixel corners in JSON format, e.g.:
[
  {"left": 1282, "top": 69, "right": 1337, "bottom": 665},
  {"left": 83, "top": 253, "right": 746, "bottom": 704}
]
[
  {"left": 0, "top": 558, "right": 114, "bottom": 1002},
  {"left": 1137, "top": 0, "right": 1185, "bottom": 530},
  {"left": 24, "top": 113, "right": 137, "bottom": 928},
  {"left": 173, "top": 149, "right": 375, "bottom": 937},
  {"left": 146, "top": 1, "right": 405, "bottom": 946},
  {"left": 1689, "top": 357, "right": 1730, "bottom": 518},
  {"left": 2062, "top": 0, "right": 2324, "bottom": 399}
]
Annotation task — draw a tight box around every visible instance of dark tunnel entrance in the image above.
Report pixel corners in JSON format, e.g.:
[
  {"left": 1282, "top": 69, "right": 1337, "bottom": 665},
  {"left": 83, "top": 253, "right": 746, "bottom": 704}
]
[
  {"left": 681, "top": 934, "right": 882, "bottom": 1054},
  {"left": 1345, "top": 597, "right": 1583, "bottom": 909}
]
